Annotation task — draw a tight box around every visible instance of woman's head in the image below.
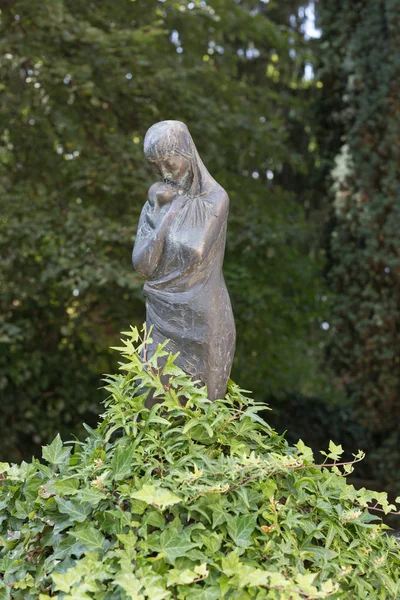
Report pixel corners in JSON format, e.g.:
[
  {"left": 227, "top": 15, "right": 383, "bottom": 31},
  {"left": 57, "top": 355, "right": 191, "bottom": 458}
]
[
  {"left": 144, "top": 120, "right": 216, "bottom": 195},
  {"left": 150, "top": 153, "right": 192, "bottom": 189}
]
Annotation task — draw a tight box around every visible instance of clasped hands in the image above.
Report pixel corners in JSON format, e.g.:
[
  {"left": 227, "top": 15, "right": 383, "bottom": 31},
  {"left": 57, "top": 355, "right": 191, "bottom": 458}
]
[{"left": 148, "top": 181, "right": 187, "bottom": 216}]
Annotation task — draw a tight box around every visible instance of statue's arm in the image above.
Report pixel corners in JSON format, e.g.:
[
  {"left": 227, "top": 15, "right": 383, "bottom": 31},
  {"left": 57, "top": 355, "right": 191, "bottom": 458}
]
[
  {"left": 197, "top": 189, "right": 229, "bottom": 261},
  {"left": 132, "top": 195, "right": 184, "bottom": 278}
]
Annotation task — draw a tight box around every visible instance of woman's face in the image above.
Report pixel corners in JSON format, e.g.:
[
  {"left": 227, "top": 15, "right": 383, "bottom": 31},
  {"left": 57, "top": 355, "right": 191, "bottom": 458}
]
[{"left": 150, "top": 155, "right": 192, "bottom": 189}]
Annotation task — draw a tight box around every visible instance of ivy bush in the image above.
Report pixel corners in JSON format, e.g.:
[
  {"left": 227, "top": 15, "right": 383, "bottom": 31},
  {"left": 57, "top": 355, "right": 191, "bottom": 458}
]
[{"left": 0, "top": 327, "right": 399, "bottom": 599}]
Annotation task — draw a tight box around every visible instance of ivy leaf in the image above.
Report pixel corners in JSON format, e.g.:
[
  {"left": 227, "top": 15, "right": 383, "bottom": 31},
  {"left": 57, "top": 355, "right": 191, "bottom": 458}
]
[
  {"left": 221, "top": 549, "right": 240, "bottom": 576},
  {"left": 200, "top": 532, "right": 222, "bottom": 555},
  {"left": 162, "top": 353, "right": 185, "bottom": 377},
  {"left": 210, "top": 501, "right": 228, "bottom": 528},
  {"left": 69, "top": 525, "right": 105, "bottom": 550},
  {"left": 42, "top": 434, "right": 71, "bottom": 466},
  {"left": 56, "top": 498, "right": 92, "bottom": 523},
  {"left": 260, "top": 479, "right": 277, "bottom": 500},
  {"left": 0, "top": 536, "right": 20, "bottom": 551},
  {"left": 185, "top": 587, "right": 220, "bottom": 600},
  {"left": 150, "top": 529, "right": 198, "bottom": 562},
  {"left": 295, "top": 572, "right": 319, "bottom": 595},
  {"left": 167, "top": 568, "right": 199, "bottom": 586},
  {"left": 167, "top": 564, "right": 208, "bottom": 586},
  {"left": 295, "top": 439, "right": 314, "bottom": 464},
  {"left": 237, "top": 564, "right": 269, "bottom": 587},
  {"left": 79, "top": 487, "right": 107, "bottom": 506},
  {"left": 52, "top": 570, "right": 80, "bottom": 593},
  {"left": 52, "top": 477, "right": 80, "bottom": 496},
  {"left": 321, "top": 441, "right": 344, "bottom": 461},
  {"left": 227, "top": 515, "right": 257, "bottom": 547},
  {"left": 148, "top": 339, "right": 170, "bottom": 368},
  {"left": 328, "top": 440, "right": 344, "bottom": 460},
  {"left": 139, "top": 570, "right": 170, "bottom": 600},
  {"left": 0, "top": 463, "right": 9, "bottom": 475},
  {"left": 111, "top": 445, "right": 135, "bottom": 481},
  {"left": 131, "top": 484, "right": 181, "bottom": 510},
  {"left": 114, "top": 573, "right": 144, "bottom": 599},
  {"left": 117, "top": 531, "right": 138, "bottom": 560}
]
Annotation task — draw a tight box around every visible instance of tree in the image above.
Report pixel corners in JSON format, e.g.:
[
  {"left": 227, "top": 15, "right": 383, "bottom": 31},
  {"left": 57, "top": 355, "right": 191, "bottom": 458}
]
[
  {"left": 0, "top": 0, "right": 322, "bottom": 461},
  {"left": 317, "top": 0, "right": 400, "bottom": 485}
]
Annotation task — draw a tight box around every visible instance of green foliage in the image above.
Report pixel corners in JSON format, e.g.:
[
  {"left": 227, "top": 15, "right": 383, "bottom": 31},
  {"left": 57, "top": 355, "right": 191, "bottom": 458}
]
[
  {"left": 317, "top": 0, "right": 400, "bottom": 486},
  {"left": 0, "top": 326, "right": 399, "bottom": 599},
  {"left": 0, "top": 0, "right": 324, "bottom": 461}
]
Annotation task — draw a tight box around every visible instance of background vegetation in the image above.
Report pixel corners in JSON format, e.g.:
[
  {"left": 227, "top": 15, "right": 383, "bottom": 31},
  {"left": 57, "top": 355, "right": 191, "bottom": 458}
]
[{"left": 1, "top": 0, "right": 399, "bottom": 498}]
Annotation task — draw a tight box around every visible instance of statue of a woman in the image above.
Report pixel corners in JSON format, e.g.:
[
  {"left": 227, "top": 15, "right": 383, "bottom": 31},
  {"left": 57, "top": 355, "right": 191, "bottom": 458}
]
[{"left": 133, "top": 120, "right": 235, "bottom": 400}]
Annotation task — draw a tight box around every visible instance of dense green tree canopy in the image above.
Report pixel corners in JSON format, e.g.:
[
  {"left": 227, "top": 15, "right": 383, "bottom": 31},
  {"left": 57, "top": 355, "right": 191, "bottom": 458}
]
[
  {"left": 0, "top": 0, "right": 323, "bottom": 461},
  {"left": 317, "top": 0, "right": 400, "bottom": 486}
]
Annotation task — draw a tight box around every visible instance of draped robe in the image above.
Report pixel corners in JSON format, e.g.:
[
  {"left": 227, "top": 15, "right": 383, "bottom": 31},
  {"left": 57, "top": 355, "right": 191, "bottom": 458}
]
[{"left": 133, "top": 185, "right": 236, "bottom": 400}]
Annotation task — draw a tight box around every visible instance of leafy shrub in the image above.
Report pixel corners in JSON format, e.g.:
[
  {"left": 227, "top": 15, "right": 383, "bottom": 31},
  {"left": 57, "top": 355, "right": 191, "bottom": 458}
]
[{"left": 0, "top": 327, "right": 399, "bottom": 599}]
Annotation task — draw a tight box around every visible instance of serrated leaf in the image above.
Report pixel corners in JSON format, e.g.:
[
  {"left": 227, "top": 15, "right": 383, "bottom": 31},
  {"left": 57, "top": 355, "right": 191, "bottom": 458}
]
[
  {"left": 221, "top": 549, "right": 240, "bottom": 576},
  {"left": 79, "top": 487, "right": 106, "bottom": 506},
  {"left": 295, "top": 439, "right": 314, "bottom": 464},
  {"left": 150, "top": 529, "right": 198, "bottom": 562},
  {"left": 185, "top": 587, "right": 220, "bottom": 600},
  {"left": 52, "top": 477, "right": 80, "bottom": 496},
  {"left": 111, "top": 445, "right": 134, "bottom": 480},
  {"left": 210, "top": 502, "right": 228, "bottom": 528},
  {"left": 52, "top": 570, "right": 80, "bottom": 593},
  {"left": 227, "top": 514, "right": 257, "bottom": 547},
  {"left": 115, "top": 573, "right": 144, "bottom": 599},
  {"left": 120, "top": 327, "right": 140, "bottom": 341},
  {"left": 138, "top": 569, "right": 170, "bottom": 600},
  {"left": 42, "top": 434, "right": 71, "bottom": 466},
  {"left": 69, "top": 525, "right": 105, "bottom": 550},
  {"left": 201, "top": 532, "right": 222, "bottom": 555},
  {"left": 0, "top": 463, "right": 9, "bottom": 475},
  {"left": 117, "top": 531, "right": 138, "bottom": 560},
  {"left": 237, "top": 564, "right": 269, "bottom": 587},
  {"left": 162, "top": 353, "right": 184, "bottom": 376},
  {"left": 56, "top": 498, "right": 92, "bottom": 523},
  {"left": 167, "top": 567, "right": 198, "bottom": 586},
  {"left": 327, "top": 440, "right": 344, "bottom": 461}
]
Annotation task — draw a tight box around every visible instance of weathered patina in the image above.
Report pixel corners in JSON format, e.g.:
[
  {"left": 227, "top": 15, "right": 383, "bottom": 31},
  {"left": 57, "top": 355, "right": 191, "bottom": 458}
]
[{"left": 133, "top": 120, "right": 235, "bottom": 400}]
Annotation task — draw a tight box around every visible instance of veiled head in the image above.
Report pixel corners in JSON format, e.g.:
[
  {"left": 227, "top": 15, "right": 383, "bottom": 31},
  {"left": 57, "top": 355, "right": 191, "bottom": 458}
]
[{"left": 144, "top": 120, "right": 216, "bottom": 196}]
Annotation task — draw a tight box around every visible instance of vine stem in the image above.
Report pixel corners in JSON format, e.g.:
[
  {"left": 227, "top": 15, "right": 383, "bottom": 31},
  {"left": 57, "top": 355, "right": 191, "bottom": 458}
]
[
  {"left": 187, "top": 456, "right": 400, "bottom": 517},
  {"left": 351, "top": 501, "right": 400, "bottom": 516}
]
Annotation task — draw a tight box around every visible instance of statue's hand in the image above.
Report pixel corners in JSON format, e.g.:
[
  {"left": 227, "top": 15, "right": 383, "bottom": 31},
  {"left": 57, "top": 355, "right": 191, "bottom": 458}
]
[
  {"left": 148, "top": 182, "right": 177, "bottom": 208},
  {"left": 158, "top": 185, "right": 177, "bottom": 206}
]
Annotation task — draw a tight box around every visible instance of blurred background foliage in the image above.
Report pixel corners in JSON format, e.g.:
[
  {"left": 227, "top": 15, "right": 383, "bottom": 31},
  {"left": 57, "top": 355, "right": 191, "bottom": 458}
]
[{"left": 0, "top": 0, "right": 398, "bottom": 495}]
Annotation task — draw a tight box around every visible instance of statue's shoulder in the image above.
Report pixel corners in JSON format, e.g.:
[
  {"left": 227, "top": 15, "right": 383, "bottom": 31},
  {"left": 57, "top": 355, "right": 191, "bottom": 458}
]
[{"left": 211, "top": 185, "right": 229, "bottom": 213}]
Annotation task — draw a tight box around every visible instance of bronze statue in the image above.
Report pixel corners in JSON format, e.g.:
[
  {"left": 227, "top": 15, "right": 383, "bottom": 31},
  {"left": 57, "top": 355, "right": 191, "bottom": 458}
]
[{"left": 133, "top": 120, "right": 235, "bottom": 400}]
